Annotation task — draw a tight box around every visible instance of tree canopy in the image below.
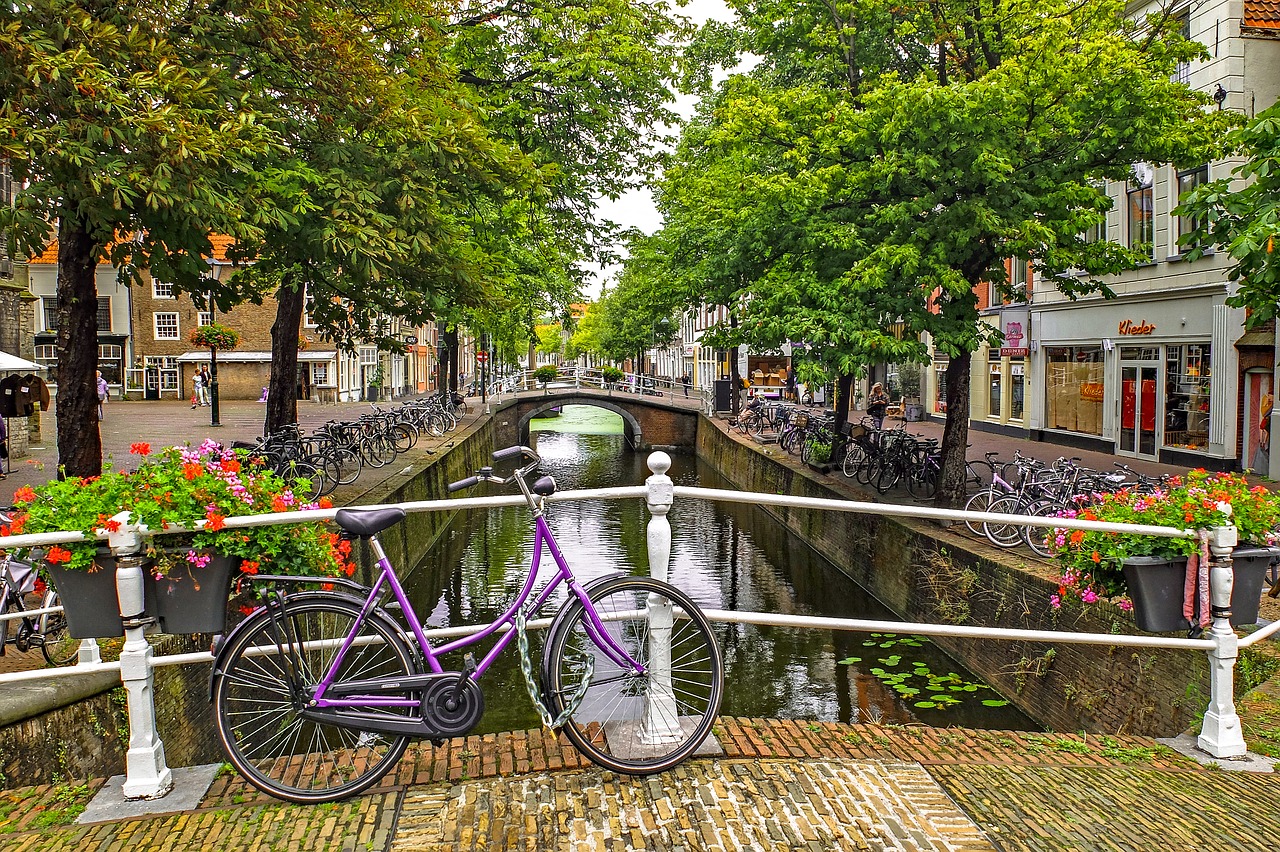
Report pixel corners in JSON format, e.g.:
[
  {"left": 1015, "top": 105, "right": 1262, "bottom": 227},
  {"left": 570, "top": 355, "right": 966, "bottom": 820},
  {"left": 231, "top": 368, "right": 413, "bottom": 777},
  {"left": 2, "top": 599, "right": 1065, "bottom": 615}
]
[{"left": 657, "top": 0, "right": 1229, "bottom": 502}]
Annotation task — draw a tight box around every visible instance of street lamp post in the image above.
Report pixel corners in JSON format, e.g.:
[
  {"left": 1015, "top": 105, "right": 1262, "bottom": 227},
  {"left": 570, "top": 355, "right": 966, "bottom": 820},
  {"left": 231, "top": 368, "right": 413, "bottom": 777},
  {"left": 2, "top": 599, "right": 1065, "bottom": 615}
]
[{"left": 207, "top": 262, "right": 225, "bottom": 428}]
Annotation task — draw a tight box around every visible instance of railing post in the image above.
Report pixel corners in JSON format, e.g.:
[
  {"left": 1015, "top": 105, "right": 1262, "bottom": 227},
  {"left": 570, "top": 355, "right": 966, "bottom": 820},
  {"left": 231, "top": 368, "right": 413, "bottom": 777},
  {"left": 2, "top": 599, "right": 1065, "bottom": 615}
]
[
  {"left": 107, "top": 511, "right": 173, "bottom": 799},
  {"left": 1198, "top": 522, "right": 1247, "bottom": 758},
  {"left": 642, "top": 451, "right": 682, "bottom": 743}
]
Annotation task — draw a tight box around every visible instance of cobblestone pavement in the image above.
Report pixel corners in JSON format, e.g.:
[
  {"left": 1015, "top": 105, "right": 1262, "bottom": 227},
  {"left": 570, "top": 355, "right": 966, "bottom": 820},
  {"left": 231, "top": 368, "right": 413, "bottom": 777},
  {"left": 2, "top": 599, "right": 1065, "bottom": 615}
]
[{"left": 4, "top": 718, "right": 1278, "bottom": 851}]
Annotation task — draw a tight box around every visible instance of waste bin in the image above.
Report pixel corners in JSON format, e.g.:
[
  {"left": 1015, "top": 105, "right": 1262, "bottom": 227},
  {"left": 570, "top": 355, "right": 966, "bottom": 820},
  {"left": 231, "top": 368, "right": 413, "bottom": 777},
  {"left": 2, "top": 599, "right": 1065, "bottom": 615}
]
[{"left": 713, "top": 379, "right": 734, "bottom": 412}]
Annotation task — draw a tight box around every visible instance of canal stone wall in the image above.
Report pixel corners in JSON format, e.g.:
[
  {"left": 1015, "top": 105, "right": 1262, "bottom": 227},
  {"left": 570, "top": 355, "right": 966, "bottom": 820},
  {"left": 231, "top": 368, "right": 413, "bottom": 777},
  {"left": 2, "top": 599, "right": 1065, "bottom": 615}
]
[
  {"left": 695, "top": 419, "right": 1230, "bottom": 738},
  {"left": 0, "top": 420, "right": 498, "bottom": 788}
]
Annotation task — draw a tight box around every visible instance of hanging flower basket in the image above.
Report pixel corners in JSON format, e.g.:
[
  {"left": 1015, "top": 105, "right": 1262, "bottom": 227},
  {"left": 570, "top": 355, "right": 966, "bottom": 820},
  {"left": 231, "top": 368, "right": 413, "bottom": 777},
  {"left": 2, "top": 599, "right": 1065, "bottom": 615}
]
[{"left": 188, "top": 322, "right": 241, "bottom": 350}]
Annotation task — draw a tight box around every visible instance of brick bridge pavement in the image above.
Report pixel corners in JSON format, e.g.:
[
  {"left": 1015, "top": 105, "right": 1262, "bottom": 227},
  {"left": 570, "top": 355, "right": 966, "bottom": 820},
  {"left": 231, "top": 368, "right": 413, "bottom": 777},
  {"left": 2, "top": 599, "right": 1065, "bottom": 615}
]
[{"left": 2, "top": 717, "right": 1278, "bottom": 851}]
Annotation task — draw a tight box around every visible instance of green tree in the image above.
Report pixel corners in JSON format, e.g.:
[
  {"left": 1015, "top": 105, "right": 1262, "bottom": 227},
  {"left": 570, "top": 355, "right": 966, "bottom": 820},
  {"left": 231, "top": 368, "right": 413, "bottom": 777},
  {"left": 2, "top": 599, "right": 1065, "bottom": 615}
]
[
  {"left": 1178, "top": 103, "right": 1280, "bottom": 323},
  {"left": 0, "top": 1, "right": 284, "bottom": 475},
  {"left": 660, "top": 0, "right": 1227, "bottom": 503}
]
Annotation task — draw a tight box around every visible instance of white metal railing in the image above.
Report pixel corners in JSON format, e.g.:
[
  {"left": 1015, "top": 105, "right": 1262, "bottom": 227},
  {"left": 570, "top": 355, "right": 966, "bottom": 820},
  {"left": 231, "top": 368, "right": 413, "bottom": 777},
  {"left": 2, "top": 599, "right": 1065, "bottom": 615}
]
[
  {"left": 487, "top": 366, "right": 714, "bottom": 413},
  {"left": 0, "top": 452, "right": 1264, "bottom": 799}
]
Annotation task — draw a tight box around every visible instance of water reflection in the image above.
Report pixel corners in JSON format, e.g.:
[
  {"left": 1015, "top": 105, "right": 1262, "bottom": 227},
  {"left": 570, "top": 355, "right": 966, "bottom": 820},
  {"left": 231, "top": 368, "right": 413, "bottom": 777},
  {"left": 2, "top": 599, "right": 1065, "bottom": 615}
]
[{"left": 402, "top": 405, "right": 1036, "bottom": 734}]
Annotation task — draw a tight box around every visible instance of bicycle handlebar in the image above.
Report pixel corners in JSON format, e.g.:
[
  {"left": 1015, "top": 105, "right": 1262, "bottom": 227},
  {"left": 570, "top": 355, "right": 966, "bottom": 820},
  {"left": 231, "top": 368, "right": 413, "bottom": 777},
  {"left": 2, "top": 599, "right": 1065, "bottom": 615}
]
[{"left": 447, "top": 475, "right": 482, "bottom": 493}]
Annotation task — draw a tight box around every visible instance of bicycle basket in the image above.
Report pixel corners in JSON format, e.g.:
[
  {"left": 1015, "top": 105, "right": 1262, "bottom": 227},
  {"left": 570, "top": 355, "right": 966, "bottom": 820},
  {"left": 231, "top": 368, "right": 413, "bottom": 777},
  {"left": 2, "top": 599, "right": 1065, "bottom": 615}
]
[
  {"left": 793, "top": 413, "right": 809, "bottom": 428},
  {"left": 845, "top": 422, "right": 868, "bottom": 439}
]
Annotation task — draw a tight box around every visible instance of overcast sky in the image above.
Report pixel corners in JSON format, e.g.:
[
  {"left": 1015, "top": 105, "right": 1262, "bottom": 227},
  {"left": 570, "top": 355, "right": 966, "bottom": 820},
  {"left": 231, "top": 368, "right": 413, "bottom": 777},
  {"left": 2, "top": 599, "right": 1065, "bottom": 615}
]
[{"left": 584, "top": 0, "right": 741, "bottom": 297}]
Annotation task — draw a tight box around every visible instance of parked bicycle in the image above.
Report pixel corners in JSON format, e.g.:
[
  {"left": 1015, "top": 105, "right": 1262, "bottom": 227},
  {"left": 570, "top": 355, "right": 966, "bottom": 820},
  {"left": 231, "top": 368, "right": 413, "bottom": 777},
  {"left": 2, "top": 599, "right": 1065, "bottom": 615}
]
[
  {"left": 210, "top": 446, "right": 724, "bottom": 803},
  {"left": 0, "top": 510, "right": 77, "bottom": 666}
]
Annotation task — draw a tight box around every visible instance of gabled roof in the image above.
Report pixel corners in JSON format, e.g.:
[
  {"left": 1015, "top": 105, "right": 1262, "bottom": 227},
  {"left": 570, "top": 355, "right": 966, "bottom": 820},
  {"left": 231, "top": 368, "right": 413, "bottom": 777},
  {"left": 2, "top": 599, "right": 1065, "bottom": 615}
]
[
  {"left": 1244, "top": 0, "right": 1280, "bottom": 31},
  {"left": 28, "top": 236, "right": 237, "bottom": 265}
]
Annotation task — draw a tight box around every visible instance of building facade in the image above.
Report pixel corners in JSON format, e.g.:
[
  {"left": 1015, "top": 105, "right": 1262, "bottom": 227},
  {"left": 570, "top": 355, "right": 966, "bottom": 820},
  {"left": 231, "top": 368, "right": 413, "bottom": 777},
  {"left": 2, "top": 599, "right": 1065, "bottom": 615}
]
[{"left": 925, "top": 0, "right": 1280, "bottom": 470}]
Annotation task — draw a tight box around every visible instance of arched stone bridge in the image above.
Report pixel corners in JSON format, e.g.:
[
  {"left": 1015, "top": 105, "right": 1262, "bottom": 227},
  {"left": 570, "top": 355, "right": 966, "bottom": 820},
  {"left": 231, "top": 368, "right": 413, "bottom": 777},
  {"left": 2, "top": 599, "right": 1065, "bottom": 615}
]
[{"left": 489, "top": 387, "right": 701, "bottom": 450}]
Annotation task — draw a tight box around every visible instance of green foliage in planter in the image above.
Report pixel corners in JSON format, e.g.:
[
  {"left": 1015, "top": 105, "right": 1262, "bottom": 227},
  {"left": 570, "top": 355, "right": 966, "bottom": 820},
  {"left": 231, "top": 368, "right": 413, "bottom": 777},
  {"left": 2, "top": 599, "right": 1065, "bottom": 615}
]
[
  {"left": 7, "top": 441, "right": 352, "bottom": 580},
  {"left": 601, "top": 366, "right": 625, "bottom": 384},
  {"left": 534, "top": 365, "right": 559, "bottom": 384},
  {"left": 806, "top": 440, "right": 832, "bottom": 464}
]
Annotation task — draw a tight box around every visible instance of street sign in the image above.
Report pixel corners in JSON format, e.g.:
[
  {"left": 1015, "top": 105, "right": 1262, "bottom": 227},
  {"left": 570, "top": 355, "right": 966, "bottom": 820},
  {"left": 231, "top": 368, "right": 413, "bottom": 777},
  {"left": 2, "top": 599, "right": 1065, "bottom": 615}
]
[{"left": 476, "top": 351, "right": 489, "bottom": 362}]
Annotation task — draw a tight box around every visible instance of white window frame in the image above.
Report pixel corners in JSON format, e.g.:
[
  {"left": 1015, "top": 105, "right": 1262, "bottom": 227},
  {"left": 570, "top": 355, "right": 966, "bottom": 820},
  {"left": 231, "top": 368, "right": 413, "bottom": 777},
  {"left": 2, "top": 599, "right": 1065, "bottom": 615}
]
[
  {"left": 153, "top": 312, "right": 180, "bottom": 340},
  {"left": 152, "top": 280, "right": 175, "bottom": 299},
  {"left": 197, "top": 311, "right": 212, "bottom": 327},
  {"left": 312, "top": 361, "right": 330, "bottom": 386}
]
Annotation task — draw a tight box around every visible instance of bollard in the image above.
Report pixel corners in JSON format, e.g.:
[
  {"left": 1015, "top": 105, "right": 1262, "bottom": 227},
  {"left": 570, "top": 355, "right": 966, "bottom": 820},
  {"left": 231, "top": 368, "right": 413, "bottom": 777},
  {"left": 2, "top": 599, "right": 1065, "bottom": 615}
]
[
  {"left": 107, "top": 511, "right": 173, "bottom": 799},
  {"left": 1198, "top": 523, "right": 1248, "bottom": 758},
  {"left": 641, "top": 451, "right": 682, "bottom": 744}
]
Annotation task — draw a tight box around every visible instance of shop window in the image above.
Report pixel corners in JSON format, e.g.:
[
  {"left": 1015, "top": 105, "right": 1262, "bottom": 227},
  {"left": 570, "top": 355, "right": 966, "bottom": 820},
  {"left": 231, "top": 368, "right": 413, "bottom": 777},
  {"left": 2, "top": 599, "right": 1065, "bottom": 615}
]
[
  {"left": 1045, "top": 346, "right": 1105, "bottom": 436},
  {"left": 34, "top": 344, "right": 57, "bottom": 383},
  {"left": 1165, "top": 344, "right": 1211, "bottom": 451},
  {"left": 312, "top": 362, "right": 329, "bottom": 386},
  {"left": 1127, "top": 163, "right": 1154, "bottom": 260},
  {"left": 934, "top": 365, "right": 948, "bottom": 413}
]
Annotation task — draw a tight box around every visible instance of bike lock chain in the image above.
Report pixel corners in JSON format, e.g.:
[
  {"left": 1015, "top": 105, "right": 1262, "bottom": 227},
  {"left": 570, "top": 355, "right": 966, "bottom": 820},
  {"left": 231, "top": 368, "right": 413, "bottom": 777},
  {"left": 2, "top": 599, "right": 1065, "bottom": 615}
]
[{"left": 515, "top": 609, "right": 594, "bottom": 730}]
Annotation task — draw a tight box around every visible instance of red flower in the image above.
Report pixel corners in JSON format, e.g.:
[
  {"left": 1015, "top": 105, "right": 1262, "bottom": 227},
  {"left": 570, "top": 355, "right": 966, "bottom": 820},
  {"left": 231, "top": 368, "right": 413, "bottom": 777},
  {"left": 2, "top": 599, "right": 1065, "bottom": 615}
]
[
  {"left": 318, "top": 497, "right": 333, "bottom": 510},
  {"left": 13, "top": 486, "right": 36, "bottom": 504},
  {"left": 183, "top": 463, "right": 204, "bottom": 481},
  {"left": 222, "top": 459, "right": 241, "bottom": 474},
  {"left": 1090, "top": 551, "right": 1101, "bottom": 564},
  {"left": 130, "top": 442, "right": 151, "bottom": 456},
  {"left": 95, "top": 514, "right": 122, "bottom": 533},
  {"left": 205, "top": 513, "right": 227, "bottom": 532},
  {"left": 271, "top": 496, "right": 287, "bottom": 513},
  {"left": 45, "top": 546, "right": 72, "bottom": 565},
  {"left": 241, "top": 560, "right": 259, "bottom": 575}
]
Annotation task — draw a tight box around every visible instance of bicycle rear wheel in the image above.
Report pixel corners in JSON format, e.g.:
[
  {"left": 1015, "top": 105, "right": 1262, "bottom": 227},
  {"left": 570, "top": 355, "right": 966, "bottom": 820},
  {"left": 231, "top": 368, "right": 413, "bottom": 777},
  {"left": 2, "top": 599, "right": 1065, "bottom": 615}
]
[
  {"left": 213, "top": 596, "right": 415, "bottom": 803},
  {"left": 39, "top": 591, "right": 79, "bottom": 666},
  {"left": 983, "top": 495, "right": 1027, "bottom": 549},
  {"left": 543, "top": 576, "right": 722, "bottom": 775}
]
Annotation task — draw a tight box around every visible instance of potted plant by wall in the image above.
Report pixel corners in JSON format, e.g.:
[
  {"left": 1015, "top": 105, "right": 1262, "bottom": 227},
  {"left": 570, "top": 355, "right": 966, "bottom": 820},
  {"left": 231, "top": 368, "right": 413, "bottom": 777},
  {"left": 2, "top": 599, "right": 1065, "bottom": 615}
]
[
  {"left": 6, "top": 441, "right": 354, "bottom": 638},
  {"left": 1049, "top": 470, "right": 1280, "bottom": 632},
  {"left": 802, "top": 437, "right": 834, "bottom": 471},
  {"left": 534, "top": 365, "right": 559, "bottom": 394},
  {"left": 601, "top": 366, "right": 624, "bottom": 395}
]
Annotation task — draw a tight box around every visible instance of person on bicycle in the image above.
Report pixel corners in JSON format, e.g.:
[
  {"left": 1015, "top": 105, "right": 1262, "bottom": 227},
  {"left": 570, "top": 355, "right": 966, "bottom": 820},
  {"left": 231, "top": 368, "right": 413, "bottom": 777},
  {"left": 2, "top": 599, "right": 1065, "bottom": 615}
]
[{"left": 867, "top": 382, "right": 890, "bottom": 430}]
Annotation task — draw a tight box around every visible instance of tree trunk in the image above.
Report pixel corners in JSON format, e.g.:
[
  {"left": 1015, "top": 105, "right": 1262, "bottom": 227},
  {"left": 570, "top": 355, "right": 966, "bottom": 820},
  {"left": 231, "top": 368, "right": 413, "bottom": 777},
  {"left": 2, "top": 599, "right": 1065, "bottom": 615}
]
[
  {"left": 54, "top": 215, "right": 102, "bottom": 478},
  {"left": 265, "top": 276, "right": 304, "bottom": 435},
  {"left": 443, "top": 326, "right": 458, "bottom": 391},
  {"left": 935, "top": 352, "right": 973, "bottom": 508},
  {"left": 729, "top": 313, "right": 741, "bottom": 416}
]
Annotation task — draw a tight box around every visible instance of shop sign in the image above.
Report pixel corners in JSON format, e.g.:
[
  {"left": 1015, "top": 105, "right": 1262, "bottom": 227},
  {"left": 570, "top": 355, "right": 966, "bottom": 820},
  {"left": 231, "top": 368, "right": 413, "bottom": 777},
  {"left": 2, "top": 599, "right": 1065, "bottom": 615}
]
[
  {"left": 1080, "top": 382, "right": 1105, "bottom": 402},
  {"left": 1117, "top": 320, "right": 1156, "bottom": 336},
  {"left": 404, "top": 335, "right": 419, "bottom": 345},
  {"left": 1000, "top": 309, "right": 1030, "bottom": 358}
]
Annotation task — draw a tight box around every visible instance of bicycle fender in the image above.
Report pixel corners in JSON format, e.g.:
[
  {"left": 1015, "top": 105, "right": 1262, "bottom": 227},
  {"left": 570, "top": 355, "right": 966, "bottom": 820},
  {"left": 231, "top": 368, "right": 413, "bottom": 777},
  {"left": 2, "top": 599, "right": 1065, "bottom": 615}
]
[
  {"left": 538, "top": 572, "right": 631, "bottom": 689},
  {"left": 207, "top": 590, "right": 404, "bottom": 702}
]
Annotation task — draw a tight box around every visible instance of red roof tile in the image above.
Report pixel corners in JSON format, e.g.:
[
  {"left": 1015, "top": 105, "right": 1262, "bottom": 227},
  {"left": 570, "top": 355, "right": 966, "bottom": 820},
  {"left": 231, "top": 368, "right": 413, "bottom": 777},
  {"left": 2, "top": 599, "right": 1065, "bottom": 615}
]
[
  {"left": 1244, "top": 0, "right": 1280, "bottom": 29},
  {"left": 28, "top": 235, "right": 237, "bottom": 265}
]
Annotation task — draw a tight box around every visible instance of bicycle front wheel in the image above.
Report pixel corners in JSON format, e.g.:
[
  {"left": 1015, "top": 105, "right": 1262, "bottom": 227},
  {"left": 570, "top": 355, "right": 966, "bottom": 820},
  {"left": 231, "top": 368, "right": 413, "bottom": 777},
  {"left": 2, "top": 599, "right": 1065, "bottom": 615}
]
[
  {"left": 213, "top": 597, "right": 416, "bottom": 803},
  {"left": 38, "top": 592, "right": 79, "bottom": 666},
  {"left": 543, "top": 576, "right": 723, "bottom": 775}
]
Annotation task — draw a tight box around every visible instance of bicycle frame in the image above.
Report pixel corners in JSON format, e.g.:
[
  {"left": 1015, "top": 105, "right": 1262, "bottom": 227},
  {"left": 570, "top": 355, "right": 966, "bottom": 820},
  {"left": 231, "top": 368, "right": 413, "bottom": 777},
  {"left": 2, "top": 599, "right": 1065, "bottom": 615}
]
[{"left": 305, "top": 498, "right": 646, "bottom": 713}]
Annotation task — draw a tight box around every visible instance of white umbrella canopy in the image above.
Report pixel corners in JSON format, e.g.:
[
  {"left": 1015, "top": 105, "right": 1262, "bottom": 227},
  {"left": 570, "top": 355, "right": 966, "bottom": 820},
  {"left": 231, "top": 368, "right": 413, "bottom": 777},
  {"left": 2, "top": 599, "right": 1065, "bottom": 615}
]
[{"left": 0, "top": 351, "right": 44, "bottom": 372}]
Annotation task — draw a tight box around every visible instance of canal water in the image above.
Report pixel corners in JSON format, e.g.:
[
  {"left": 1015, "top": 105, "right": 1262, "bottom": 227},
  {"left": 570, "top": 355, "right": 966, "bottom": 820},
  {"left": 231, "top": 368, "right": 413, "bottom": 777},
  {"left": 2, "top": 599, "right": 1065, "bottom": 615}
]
[{"left": 401, "top": 405, "right": 1037, "bottom": 735}]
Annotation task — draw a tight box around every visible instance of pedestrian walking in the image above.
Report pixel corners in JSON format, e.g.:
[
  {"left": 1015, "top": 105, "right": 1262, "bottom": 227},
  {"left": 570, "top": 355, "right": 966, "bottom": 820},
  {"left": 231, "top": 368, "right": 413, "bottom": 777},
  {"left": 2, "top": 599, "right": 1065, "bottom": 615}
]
[
  {"left": 198, "top": 366, "right": 212, "bottom": 406},
  {"left": 867, "top": 382, "right": 890, "bottom": 430},
  {"left": 681, "top": 372, "right": 691, "bottom": 397},
  {"left": 96, "top": 370, "right": 109, "bottom": 420},
  {"left": 191, "top": 369, "right": 204, "bottom": 408}
]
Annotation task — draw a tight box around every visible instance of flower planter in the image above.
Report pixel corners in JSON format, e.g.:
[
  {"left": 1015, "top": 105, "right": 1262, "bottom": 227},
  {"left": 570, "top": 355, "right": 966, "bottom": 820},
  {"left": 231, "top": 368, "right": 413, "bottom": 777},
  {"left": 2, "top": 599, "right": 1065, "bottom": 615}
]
[
  {"left": 47, "top": 551, "right": 240, "bottom": 638},
  {"left": 1122, "top": 546, "right": 1277, "bottom": 633}
]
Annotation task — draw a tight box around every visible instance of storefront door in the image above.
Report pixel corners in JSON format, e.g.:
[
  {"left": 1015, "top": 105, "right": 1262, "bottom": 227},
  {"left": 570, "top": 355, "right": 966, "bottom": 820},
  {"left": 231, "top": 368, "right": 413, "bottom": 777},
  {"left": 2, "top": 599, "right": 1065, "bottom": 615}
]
[{"left": 1119, "top": 362, "right": 1160, "bottom": 459}]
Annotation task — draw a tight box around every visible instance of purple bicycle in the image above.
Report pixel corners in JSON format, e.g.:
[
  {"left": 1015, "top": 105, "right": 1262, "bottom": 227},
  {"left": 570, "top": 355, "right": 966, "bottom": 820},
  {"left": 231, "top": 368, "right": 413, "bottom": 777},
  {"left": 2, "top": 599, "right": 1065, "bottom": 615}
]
[{"left": 211, "top": 445, "right": 723, "bottom": 803}]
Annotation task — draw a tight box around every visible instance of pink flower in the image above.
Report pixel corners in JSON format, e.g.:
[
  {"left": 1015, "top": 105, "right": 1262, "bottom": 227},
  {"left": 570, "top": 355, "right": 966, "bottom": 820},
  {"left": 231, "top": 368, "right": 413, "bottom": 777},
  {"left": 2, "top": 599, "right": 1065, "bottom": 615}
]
[
  {"left": 1050, "top": 594, "right": 1062, "bottom": 609},
  {"left": 185, "top": 550, "right": 212, "bottom": 569},
  {"left": 1080, "top": 589, "right": 1099, "bottom": 604},
  {"left": 1118, "top": 599, "right": 1134, "bottom": 612}
]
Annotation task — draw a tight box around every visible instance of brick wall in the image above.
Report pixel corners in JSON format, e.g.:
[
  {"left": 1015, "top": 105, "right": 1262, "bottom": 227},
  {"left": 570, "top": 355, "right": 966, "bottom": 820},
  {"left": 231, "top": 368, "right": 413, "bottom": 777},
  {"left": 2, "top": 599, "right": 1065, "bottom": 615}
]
[{"left": 697, "top": 422, "right": 1234, "bottom": 737}]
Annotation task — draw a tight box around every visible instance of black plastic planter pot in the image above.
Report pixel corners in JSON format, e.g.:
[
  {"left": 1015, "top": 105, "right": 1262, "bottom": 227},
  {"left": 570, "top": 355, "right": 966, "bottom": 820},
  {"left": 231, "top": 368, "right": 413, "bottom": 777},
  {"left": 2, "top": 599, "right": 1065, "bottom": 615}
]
[
  {"left": 1122, "top": 546, "right": 1277, "bottom": 633},
  {"left": 47, "top": 551, "right": 239, "bottom": 638}
]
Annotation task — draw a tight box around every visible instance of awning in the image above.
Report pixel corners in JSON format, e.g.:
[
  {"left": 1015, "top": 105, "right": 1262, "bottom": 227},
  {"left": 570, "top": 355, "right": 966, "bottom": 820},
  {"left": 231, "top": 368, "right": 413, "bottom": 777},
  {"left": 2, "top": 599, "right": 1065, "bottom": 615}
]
[
  {"left": 175, "top": 350, "right": 338, "bottom": 363},
  {"left": 1235, "top": 331, "right": 1275, "bottom": 349},
  {"left": 0, "top": 351, "right": 45, "bottom": 372}
]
